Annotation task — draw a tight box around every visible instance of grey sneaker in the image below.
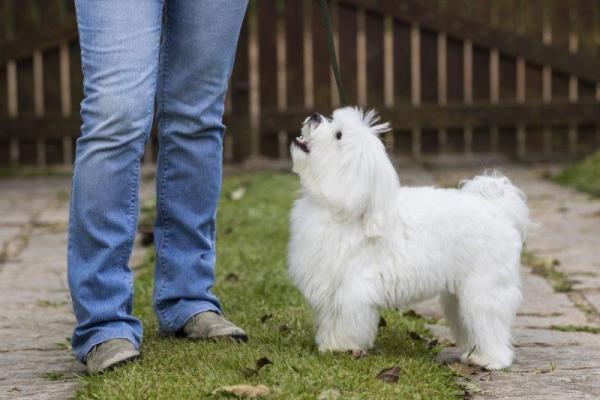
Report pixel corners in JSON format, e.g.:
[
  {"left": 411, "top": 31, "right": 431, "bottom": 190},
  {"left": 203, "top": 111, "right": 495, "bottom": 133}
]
[
  {"left": 183, "top": 311, "right": 248, "bottom": 342},
  {"left": 85, "top": 339, "right": 140, "bottom": 375}
]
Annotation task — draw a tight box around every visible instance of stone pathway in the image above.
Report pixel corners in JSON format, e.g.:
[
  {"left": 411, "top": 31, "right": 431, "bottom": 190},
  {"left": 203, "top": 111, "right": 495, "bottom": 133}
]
[
  {"left": 411, "top": 165, "right": 600, "bottom": 399},
  {"left": 0, "top": 176, "right": 153, "bottom": 400},
  {"left": 0, "top": 165, "right": 599, "bottom": 399}
]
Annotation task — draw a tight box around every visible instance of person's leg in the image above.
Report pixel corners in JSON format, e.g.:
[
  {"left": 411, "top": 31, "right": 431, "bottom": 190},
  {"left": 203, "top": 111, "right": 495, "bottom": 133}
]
[
  {"left": 153, "top": 0, "right": 248, "bottom": 333},
  {"left": 68, "top": 0, "right": 164, "bottom": 362}
]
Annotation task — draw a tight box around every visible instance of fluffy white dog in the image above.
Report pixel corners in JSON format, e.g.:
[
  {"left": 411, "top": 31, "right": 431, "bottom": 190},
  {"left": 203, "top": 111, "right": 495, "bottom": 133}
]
[{"left": 288, "top": 107, "right": 529, "bottom": 370}]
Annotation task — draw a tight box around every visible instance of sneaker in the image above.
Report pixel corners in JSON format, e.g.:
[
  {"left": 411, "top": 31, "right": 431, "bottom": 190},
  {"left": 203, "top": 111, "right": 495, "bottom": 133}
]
[
  {"left": 85, "top": 339, "right": 140, "bottom": 375},
  {"left": 183, "top": 311, "right": 248, "bottom": 342}
]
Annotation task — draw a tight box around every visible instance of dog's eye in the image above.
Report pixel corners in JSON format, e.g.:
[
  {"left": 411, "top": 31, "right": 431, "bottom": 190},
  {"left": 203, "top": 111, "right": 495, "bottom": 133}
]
[{"left": 335, "top": 131, "right": 342, "bottom": 140}]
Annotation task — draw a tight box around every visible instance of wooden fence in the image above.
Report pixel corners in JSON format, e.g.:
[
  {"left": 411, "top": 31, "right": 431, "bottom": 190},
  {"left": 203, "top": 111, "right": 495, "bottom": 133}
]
[{"left": 1, "top": 0, "right": 600, "bottom": 166}]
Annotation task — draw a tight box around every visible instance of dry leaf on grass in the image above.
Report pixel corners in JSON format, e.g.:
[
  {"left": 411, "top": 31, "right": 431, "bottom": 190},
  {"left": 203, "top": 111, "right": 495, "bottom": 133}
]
[
  {"left": 375, "top": 366, "right": 401, "bottom": 383},
  {"left": 278, "top": 324, "right": 290, "bottom": 334},
  {"left": 229, "top": 187, "right": 246, "bottom": 200},
  {"left": 241, "top": 357, "right": 273, "bottom": 377},
  {"left": 260, "top": 314, "right": 273, "bottom": 323},
  {"left": 255, "top": 357, "right": 272, "bottom": 371},
  {"left": 212, "top": 384, "right": 271, "bottom": 398}
]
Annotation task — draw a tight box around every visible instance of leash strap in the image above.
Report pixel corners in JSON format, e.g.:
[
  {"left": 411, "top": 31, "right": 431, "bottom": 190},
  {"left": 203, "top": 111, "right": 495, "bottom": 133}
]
[{"left": 317, "top": 0, "right": 350, "bottom": 106}]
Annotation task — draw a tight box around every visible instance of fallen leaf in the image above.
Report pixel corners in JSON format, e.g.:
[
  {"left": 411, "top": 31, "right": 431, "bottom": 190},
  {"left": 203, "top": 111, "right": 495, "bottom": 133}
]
[
  {"left": 225, "top": 273, "right": 239, "bottom": 282},
  {"left": 317, "top": 389, "right": 341, "bottom": 400},
  {"left": 408, "top": 331, "right": 424, "bottom": 342},
  {"left": 260, "top": 314, "right": 273, "bottom": 323},
  {"left": 278, "top": 324, "right": 290, "bottom": 334},
  {"left": 447, "top": 362, "right": 484, "bottom": 376},
  {"left": 241, "top": 357, "right": 272, "bottom": 377},
  {"left": 230, "top": 187, "right": 246, "bottom": 201},
  {"left": 376, "top": 366, "right": 401, "bottom": 383},
  {"left": 255, "top": 357, "right": 272, "bottom": 371},
  {"left": 212, "top": 384, "right": 271, "bottom": 398},
  {"left": 378, "top": 316, "right": 387, "bottom": 328}
]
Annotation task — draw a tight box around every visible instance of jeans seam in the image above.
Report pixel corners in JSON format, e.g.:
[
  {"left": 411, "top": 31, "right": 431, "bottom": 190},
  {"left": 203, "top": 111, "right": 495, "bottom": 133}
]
[
  {"left": 115, "top": 31, "right": 161, "bottom": 309},
  {"left": 155, "top": 6, "right": 174, "bottom": 330}
]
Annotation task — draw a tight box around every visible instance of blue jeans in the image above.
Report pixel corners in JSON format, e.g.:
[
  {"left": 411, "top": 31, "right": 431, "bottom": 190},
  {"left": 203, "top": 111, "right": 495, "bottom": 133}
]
[{"left": 67, "top": 0, "right": 248, "bottom": 362}]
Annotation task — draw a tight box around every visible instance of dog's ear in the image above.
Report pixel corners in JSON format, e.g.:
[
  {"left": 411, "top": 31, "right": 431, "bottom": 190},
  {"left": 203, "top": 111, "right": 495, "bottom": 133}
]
[{"left": 361, "top": 153, "right": 398, "bottom": 238}]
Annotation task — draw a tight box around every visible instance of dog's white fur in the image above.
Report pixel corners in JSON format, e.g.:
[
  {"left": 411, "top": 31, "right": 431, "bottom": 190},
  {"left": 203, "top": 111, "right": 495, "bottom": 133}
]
[{"left": 288, "top": 107, "right": 528, "bottom": 370}]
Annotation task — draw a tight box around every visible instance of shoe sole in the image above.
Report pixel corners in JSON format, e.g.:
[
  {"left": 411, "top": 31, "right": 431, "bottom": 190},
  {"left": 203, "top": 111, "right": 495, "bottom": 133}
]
[{"left": 89, "top": 353, "right": 141, "bottom": 375}]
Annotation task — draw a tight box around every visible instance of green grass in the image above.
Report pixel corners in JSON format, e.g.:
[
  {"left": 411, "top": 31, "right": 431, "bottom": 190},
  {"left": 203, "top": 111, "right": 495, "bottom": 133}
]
[
  {"left": 550, "top": 325, "right": 600, "bottom": 334},
  {"left": 77, "top": 172, "right": 461, "bottom": 400},
  {"left": 43, "top": 372, "right": 65, "bottom": 381},
  {"left": 521, "top": 251, "right": 573, "bottom": 293},
  {"left": 554, "top": 150, "right": 600, "bottom": 197}
]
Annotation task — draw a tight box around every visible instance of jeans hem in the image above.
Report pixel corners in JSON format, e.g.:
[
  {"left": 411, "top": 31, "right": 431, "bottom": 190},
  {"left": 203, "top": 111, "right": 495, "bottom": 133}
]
[{"left": 160, "top": 302, "right": 222, "bottom": 334}]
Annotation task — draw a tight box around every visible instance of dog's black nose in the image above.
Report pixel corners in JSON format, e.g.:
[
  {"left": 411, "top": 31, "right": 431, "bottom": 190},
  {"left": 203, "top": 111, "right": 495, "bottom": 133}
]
[{"left": 309, "top": 113, "right": 322, "bottom": 123}]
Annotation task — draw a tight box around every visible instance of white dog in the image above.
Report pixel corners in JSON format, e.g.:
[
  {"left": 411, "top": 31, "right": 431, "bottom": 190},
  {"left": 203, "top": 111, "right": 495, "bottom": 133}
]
[{"left": 288, "top": 107, "right": 529, "bottom": 370}]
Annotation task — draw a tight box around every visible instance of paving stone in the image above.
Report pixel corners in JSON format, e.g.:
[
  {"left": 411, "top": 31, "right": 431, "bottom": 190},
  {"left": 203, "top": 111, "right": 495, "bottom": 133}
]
[
  {"left": 35, "top": 208, "right": 69, "bottom": 227},
  {"left": 0, "top": 176, "right": 154, "bottom": 399},
  {"left": 584, "top": 293, "right": 600, "bottom": 315},
  {"left": 0, "top": 227, "right": 21, "bottom": 246}
]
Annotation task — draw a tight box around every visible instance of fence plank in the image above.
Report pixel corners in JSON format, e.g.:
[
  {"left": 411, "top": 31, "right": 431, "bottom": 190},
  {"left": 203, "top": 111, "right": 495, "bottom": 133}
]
[
  {"left": 311, "top": 0, "right": 332, "bottom": 109},
  {"left": 276, "top": 1, "right": 288, "bottom": 159},
  {"left": 248, "top": 1, "right": 260, "bottom": 158},
  {"left": 338, "top": 2, "right": 358, "bottom": 105},
  {"left": 258, "top": 0, "right": 278, "bottom": 158},
  {"left": 365, "top": 10, "right": 384, "bottom": 107},
  {"left": 230, "top": 8, "right": 251, "bottom": 162},
  {"left": 286, "top": 0, "right": 305, "bottom": 108},
  {"left": 393, "top": 20, "right": 411, "bottom": 105}
]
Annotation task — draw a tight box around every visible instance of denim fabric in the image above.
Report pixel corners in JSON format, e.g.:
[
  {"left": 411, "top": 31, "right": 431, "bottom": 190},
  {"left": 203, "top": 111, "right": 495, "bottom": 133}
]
[{"left": 68, "top": 0, "right": 248, "bottom": 362}]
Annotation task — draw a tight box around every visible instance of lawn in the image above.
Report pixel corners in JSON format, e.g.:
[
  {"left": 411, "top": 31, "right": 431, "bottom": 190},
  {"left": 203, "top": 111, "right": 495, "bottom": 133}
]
[
  {"left": 554, "top": 150, "right": 600, "bottom": 197},
  {"left": 77, "top": 172, "right": 462, "bottom": 399}
]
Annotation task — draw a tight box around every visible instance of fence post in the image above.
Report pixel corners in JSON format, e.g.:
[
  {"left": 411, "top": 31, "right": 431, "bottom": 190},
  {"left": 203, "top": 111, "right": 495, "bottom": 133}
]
[{"left": 410, "top": 22, "right": 421, "bottom": 158}]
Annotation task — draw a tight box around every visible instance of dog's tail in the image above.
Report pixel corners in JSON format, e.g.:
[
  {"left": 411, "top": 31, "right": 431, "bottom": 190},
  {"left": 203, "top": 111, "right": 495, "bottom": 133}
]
[{"left": 459, "top": 171, "right": 530, "bottom": 242}]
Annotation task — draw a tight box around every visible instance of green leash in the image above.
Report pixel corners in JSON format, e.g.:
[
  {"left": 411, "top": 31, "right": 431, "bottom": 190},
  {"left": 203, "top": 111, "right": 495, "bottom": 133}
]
[{"left": 317, "top": 0, "right": 350, "bottom": 106}]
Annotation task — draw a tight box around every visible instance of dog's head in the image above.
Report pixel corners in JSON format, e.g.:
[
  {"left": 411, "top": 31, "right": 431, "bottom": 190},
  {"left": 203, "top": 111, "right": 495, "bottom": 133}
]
[{"left": 290, "top": 107, "right": 399, "bottom": 237}]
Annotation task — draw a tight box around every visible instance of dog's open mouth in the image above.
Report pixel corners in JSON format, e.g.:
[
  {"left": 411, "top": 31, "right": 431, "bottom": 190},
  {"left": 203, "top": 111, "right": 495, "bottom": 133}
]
[{"left": 293, "top": 136, "right": 310, "bottom": 153}]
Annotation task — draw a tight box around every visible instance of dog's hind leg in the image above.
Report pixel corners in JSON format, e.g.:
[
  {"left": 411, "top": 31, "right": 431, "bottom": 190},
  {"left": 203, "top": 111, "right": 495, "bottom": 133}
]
[
  {"left": 457, "top": 280, "right": 521, "bottom": 370},
  {"left": 440, "top": 292, "right": 464, "bottom": 349}
]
